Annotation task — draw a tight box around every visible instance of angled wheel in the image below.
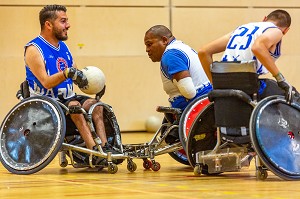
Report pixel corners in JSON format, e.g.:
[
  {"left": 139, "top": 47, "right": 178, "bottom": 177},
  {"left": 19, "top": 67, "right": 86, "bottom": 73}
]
[
  {"left": 186, "top": 103, "right": 217, "bottom": 169},
  {"left": 168, "top": 95, "right": 211, "bottom": 166},
  {"left": 0, "top": 96, "right": 66, "bottom": 174},
  {"left": 179, "top": 95, "right": 210, "bottom": 151},
  {"left": 168, "top": 150, "right": 189, "bottom": 165},
  {"left": 250, "top": 96, "right": 300, "bottom": 180}
]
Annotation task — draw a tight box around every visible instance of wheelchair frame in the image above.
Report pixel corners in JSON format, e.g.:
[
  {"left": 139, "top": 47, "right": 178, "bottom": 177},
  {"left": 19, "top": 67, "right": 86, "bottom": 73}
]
[
  {"left": 186, "top": 61, "right": 300, "bottom": 181},
  {"left": 0, "top": 85, "right": 211, "bottom": 174}
]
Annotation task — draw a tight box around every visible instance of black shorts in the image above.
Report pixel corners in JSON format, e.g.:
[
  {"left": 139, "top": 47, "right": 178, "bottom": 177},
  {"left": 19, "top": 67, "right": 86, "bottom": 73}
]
[{"left": 60, "top": 95, "right": 91, "bottom": 136}]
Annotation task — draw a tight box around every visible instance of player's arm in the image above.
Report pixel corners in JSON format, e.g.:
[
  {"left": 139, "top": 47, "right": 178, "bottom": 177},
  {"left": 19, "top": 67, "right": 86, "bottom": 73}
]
[
  {"left": 251, "top": 28, "right": 283, "bottom": 76},
  {"left": 172, "top": 70, "right": 196, "bottom": 99},
  {"left": 252, "top": 28, "right": 292, "bottom": 102},
  {"left": 198, "top": 32, "right": 231, "bottom": 82},
  {"left": 25, "top": 45, "right": 66, "bottom": 89}
]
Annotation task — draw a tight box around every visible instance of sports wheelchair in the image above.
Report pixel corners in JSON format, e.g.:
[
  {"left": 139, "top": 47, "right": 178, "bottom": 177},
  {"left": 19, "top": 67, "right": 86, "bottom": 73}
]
[
  {"left": 0, "top": 81, "right": 211, "bottom": 174},
  {"left": 186, "top": 61, "right": 300, "bottom": 180}
]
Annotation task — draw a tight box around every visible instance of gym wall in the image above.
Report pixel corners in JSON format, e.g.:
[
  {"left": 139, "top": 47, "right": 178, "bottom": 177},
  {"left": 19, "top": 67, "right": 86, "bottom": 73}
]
[{"left": 0, "top": 0, "right": 299, "bottom": 131}]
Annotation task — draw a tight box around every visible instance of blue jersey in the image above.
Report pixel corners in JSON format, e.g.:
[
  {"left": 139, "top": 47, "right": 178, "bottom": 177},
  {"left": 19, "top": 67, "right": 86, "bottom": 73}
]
[
  {"left": 221, "top": 22, "right": 281, "bottom": 75},
  {"left": 25, "top": 35, "right": 75, "bottom": 100}
]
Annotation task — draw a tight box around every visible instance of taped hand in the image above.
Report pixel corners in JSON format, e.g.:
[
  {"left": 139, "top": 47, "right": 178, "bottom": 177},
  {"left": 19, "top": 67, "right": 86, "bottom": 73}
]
[
  {"left": 63, "top": 67, "right": 88, "bottom": 89},
  {"left": 274, "top": 73, "right": 293, "bottom": 103}
]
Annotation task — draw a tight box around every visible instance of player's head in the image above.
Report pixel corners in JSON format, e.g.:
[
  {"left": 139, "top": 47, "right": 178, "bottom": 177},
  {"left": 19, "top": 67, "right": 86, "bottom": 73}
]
[
  {"left": 265, "top": 9, "right": 291, "bottom": 34},
  {"left": 144, "top": 25, "right": 174, "bottom": 62},
  {"left": 39, "top": 5, "right": 69, "bottom": 41}
]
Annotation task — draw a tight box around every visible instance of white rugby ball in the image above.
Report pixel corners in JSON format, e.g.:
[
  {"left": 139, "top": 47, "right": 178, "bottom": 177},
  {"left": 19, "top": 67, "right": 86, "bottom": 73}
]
[{"left": 80, "top": 66, "right": 106, "bottom": 95}]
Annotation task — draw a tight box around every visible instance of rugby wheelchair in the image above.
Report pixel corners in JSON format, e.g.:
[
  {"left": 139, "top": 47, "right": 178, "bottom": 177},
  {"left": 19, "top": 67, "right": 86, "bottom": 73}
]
[
  {"left": 185, "top": 61, "right": 300, "bottom": 180},
  {"left": 0, "top": 81, "right": 211, "bottom": 174}
]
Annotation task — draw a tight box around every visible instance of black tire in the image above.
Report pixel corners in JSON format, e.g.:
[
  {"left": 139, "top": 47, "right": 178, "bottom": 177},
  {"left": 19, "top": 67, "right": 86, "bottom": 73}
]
[
  {"left": 168, "top": 150, "right": 189, "bottom": 165},
  {"left": 0, "top": 96, "right": 66, "bottom": 174},
  {"left": 186, "top": 103, "right": 217, "bottom": 168},
  {"left": 179, "top": 95, "right": 210, "bottom": 152}
]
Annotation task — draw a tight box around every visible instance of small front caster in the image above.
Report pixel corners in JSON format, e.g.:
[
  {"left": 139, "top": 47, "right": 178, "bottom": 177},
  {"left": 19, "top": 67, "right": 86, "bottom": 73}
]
[
  {"left": 194, "top": 164, "right": 202, "bottom": 176},
  {"left": 143, "top": 159, "right": 152, "bottom": 170},
  {"left": 108, "top": 163, "right": 118, "bottom": 174},
  {"left": 127, "top": 161, "right": 137, "bottom": 172},
  {"left": 256, "top": 166, "right": 268, "bottom": 180},
  {"left": 151, "top": 162, "right": 161, "bottom": 171}
]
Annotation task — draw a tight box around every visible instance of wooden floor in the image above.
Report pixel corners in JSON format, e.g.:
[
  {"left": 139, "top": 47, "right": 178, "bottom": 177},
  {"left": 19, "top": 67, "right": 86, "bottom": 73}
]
[{"left": 0, "top": 132, "right": 299, "bottom": 199}]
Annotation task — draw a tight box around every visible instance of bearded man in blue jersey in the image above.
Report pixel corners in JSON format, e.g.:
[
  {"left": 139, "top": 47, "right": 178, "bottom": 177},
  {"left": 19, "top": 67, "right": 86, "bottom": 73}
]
[{"left": 24, "top": 5, "right": 117, "bottom": 157}]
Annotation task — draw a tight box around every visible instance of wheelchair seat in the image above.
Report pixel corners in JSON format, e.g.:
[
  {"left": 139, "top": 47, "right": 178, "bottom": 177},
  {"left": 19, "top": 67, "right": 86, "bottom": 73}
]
[{"left": 209, "top": 61, "right": 258, "bottom": 143}]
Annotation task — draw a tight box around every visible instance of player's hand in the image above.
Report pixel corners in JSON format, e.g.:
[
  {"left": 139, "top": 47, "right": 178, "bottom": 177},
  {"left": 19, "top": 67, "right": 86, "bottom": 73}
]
[
  {"left": 63, "top": 67, "right": 88, "bottom": 89},
  {"left": 275, "top": 73, "right": 293, "bottom": 103},
  {"left": 95, "top": 85, "right": 106, "bottom": 101}
]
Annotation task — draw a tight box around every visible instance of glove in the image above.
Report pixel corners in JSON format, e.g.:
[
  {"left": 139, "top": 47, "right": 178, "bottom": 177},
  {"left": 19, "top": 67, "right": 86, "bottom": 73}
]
[
  {"left": 274, "top": 72, "right": 293, "bottom": 103},
  {"left": 95, "top": 85, "right": 106, "bottom": 101},
  {"left": 63, "top": 67, "right": 88, "bottom": 89}
]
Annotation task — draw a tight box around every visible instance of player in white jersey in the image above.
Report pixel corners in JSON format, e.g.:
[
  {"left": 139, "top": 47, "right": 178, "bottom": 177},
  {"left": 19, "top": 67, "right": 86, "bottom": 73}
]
[
  {"left": 144, "top": 25, "right": 212, "bottom": 143},
  {"left": 24, "top": 5, "right": 118, "bottom": 159},
  {"left": 198, "top": 9, "right": 298, "bottom": 101},
  {"left": 144, "top": 25, "right": 212, "bottom": 110}
]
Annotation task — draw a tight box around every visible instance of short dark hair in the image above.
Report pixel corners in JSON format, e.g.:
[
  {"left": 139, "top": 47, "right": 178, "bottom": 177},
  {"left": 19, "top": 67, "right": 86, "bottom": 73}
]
[
  {"left": 267, "top": 9, "right": 291, "bottom": 28},
  {"left": 146, "top": 25, "right": 173, "bottom": 39},
  {"left": 39, "top": 4, "right": 67, "bottom": 29}
]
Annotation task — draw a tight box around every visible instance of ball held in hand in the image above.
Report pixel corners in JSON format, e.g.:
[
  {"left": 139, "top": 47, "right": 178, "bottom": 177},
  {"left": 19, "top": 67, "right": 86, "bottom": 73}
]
[{"left": 79, "top": 66, "right": 106, "bottom": 95}]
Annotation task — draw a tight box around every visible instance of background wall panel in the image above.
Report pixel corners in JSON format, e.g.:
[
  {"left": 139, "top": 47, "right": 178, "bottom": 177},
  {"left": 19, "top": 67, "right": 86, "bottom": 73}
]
[{"left": 1, "top": 1, "right": 300, "bottom": 131}]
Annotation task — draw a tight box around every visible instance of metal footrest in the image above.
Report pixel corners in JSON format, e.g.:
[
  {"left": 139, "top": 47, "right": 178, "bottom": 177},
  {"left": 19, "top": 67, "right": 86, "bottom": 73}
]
[
  {"left": 196, "top": 147, "right": 247, "bottom": 173},
  {"left": 123, "top": 143, "right": 155, "bottom": 158}
]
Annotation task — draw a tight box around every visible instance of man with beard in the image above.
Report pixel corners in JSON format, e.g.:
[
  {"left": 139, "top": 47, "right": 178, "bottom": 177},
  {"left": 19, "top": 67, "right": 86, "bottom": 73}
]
[{"left": 24, "top": 5, "right": 118, "bottom": 161}]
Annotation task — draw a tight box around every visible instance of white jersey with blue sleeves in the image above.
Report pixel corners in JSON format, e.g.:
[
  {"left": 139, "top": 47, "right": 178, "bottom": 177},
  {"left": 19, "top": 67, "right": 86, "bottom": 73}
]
[
  {"left": 160, "top": 39, "right": 210, "bottom": 99},
  {"left": 25, "top": 35, "right": 75, "bottom": 100},
  {"left": 221, "top": 22, "right": 281, "bottom": 75}
]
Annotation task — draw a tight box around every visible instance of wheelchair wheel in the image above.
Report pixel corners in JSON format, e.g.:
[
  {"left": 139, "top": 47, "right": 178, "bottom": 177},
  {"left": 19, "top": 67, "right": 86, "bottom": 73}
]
[
  {"left": 168, "top": 150, "right": 189, "bottom": 165},
  {"left": 186, "top": 103, "right": 217, "bottom": 169},
  {"left": 179, "top": 95, "right": 211, "bottom": 152},
  {"left": 250, "top": 96, "right": 300, "bottom": 180},
  {"left": 0, "top": 96, "right": 66, "bottom": 174}
]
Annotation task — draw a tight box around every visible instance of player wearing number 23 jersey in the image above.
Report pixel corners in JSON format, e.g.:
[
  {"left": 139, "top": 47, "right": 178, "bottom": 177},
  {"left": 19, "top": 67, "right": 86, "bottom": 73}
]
[
  {"left": 221, "top": 22, "right": 280, "bottom": 75},
  {"left": 198, "top": 10, "right": 296, "bottom": 100}
]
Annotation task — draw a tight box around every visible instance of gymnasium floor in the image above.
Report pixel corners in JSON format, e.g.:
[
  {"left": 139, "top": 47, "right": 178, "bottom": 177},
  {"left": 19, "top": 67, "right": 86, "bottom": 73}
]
[{"left": 0, "top": 132, "right": 299, "bottom": 199}]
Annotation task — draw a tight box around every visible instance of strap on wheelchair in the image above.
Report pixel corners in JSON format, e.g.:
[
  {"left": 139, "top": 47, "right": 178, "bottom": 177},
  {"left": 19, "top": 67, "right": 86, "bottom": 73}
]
[{"left": 68, "top": 105, "right": 84, "bottom": 114}]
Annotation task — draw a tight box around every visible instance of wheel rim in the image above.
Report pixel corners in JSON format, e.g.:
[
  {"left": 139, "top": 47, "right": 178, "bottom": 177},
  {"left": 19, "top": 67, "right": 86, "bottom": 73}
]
[{"left": 0, "top": 98, "right": 64, "bottom": 171}]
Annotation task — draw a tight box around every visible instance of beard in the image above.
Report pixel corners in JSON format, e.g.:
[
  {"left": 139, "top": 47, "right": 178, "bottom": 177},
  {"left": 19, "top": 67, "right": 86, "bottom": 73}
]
[{"left": 53, "top": 27, "right": 68, "bottom": 41}]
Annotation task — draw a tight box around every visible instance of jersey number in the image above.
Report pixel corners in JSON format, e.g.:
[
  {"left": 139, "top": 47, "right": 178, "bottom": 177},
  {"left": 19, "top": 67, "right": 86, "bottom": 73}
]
[{"left": 227, "top": 26, "right": 259, "bottom": 50}]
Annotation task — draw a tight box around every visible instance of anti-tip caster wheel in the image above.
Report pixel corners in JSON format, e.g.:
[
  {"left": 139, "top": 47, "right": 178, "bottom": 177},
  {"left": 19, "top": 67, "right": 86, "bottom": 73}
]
[
  {"left": 151, "top": 162, "right": 161, "bottom": 171},
  {"left": 194, "top": 164, "right": 203, "bottom": 176},
  {"left": 127, "top": 161, "right": 137, "bottom": 172},
  {"left": 143, "top": 159, "right": 152, "bottom": 170},
  {"left": 256, "top": 167, "right": 268, "bottom": 180},
  {"left": 108, "top": 163, "right": 118, "bottom": 174}
]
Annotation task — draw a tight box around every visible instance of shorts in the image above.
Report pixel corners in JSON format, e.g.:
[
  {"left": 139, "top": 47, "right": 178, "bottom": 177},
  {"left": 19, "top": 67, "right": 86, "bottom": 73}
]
[{"left": 60, "top": 95, "right": 91, "bottom": 136}]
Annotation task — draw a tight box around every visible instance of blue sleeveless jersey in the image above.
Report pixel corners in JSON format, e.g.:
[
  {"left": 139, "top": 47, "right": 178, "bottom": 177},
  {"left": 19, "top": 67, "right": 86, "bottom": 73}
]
[{"left": 25, "top": 35, "right": 75, "bottom": 100}]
